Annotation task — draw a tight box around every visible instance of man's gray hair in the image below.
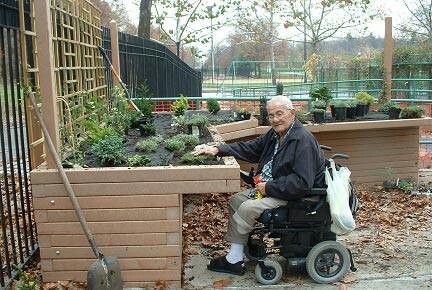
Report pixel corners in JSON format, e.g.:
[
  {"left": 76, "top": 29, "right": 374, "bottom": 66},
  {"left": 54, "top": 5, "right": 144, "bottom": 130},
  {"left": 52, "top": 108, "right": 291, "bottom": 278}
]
[{"left": 267, "top": 95, "right": 294, "bottom": 110}]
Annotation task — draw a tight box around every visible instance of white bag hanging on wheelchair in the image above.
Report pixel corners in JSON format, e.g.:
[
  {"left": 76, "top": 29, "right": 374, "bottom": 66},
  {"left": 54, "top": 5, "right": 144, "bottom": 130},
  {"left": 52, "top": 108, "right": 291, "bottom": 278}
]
[{"left": 325, "top": 159, "right": 356, "bottom": 235}]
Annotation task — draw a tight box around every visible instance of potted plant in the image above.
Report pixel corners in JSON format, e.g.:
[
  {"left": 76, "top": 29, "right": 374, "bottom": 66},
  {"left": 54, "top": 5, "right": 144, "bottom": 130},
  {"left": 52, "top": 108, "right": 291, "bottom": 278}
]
[
  {"left": 310, "top": 86, "right": 332, "bottom": 105},
  {"left": 333, "top": 100, "right": 347, "bottom": 121},
  {"left": 329, "top": 99, "right": 337, "bottom": 118},
  {"left": 311, "top": 108, "right": 325, "bottom": 123},
  {"left": 276, "top": 82, "right": 284, "bottom": 95},
  {"left": 400, "top": 105, "right": 424, "bottom": 119},
  {"left": 171, "top": 94, "right": 189, "bottom": 116},
  {"left": 234, "top": 108, "right": 251, "bottom": 121},
  {"left": 346, "top": 99, "right": 358, "bottom": 119},
  {"left": 311, "top": 99, "right": 327, "bottom": 110},
  {"left": 355, "top": 92, "right": 375, "bottom": 116},
  {"left": 379, "top": 101, "right": 401, "bottom": 119},
  {"left": 383, "top": 167, "right": 397, "bottom": 190}
]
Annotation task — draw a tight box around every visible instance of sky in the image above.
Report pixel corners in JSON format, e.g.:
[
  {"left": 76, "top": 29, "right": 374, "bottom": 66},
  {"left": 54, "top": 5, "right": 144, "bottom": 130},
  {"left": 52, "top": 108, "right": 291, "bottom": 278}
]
[{"left": 123, "top": 0, "right": 413, "bottom": 53}]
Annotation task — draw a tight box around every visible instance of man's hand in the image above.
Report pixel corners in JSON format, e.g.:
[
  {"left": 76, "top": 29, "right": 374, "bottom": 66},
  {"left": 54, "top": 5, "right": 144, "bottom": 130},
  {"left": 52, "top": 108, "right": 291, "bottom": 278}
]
[
  {"left": 256, "top": 182, "right": 266, "bottom": 196},
  {"left": 191, "top": 145, "right": 219, "bottom": 156}
]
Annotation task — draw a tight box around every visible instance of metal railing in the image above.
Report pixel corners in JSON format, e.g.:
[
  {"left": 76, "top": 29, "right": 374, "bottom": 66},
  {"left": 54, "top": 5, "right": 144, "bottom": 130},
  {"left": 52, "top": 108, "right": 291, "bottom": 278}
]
[{"left": 0, "top": 0, "right": 38, "bottom": 288}]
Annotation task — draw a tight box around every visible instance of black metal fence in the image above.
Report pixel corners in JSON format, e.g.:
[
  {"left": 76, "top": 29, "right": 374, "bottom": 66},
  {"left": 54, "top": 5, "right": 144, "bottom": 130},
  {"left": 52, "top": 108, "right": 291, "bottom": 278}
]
[
  {"left": 102, "top": 27, "right": 202, "bottom": 99},
  {"left": 0, "top": 0, "right": 37, "bottom": 288}
]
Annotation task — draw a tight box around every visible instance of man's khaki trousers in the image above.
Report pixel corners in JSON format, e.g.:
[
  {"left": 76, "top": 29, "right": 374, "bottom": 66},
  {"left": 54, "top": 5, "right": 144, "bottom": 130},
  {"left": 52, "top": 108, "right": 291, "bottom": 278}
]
[{"left": 225, "top": 190, "right": 288, "bottom": 244}]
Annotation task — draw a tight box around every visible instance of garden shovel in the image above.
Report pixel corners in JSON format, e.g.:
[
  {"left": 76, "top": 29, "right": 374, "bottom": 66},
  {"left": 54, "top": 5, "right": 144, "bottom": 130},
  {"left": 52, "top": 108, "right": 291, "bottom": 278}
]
[{"left": 28, "top": 92, "right": 123, "bottom": 290}]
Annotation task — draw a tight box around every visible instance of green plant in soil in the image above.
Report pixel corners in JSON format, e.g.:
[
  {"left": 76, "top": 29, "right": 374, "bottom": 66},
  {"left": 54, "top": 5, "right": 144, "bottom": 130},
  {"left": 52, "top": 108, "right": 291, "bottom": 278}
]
[
  {"left": 207, "top": 99, "right": 220, "bottom": 114},
  {"left": 378, "top": 101, "right": 400, "bottom": 114},
  {"left": 127, "top": 154, "right": 151, "bottom": 167},
  {"left": 310, "top": 86, "right": 332, "bottom": 104},
  {"left": 172, "top": 134, "right": 200, "bottom": 146},
  {"left": 311, "top": 99, "right": 327, "bottom": 110},
  {"left": 136, "top": 136, "right": 162, "bottom": 153},
  {"left": 276, "top": 82, "right": 284, "bottom": 95},
  {"left": 140, "top": 122, "right": 156, "bottom": 136},
  {"left": 180, "top": 152, "right": 216, "bottom": 165},
  {"left": 165, "top": 138, "right": 186, "bottom": 152},
  {"left": 85, "top": 123, "right": 119, "bottom": 145},
  {"left": 171, "top": 94, "right": 189, "bottom": 116},
  {"left": 400, "top": 106, "right": 424, "bottom": 119},
  {"left": 185, "top": 115, "right": 209, "bottom": 126},
  {"left": 295, "top": 111, "right": 309, "bottom": 124},
  {"left": 398, "top": 179, "right": 414, "bottom": 193},
  {"left": 13, "top": 265, "right": 39, "bottom": 290},
  {"left": 91, "top": 134, "right": 126, "bottom": 166}
]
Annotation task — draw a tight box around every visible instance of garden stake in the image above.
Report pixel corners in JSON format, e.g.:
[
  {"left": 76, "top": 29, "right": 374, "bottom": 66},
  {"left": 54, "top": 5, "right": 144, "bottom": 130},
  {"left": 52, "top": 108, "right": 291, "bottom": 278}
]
[
  {"left": 98, "top": 46, "right": 143, "bottom": 115},
  {"left": 29, "top": 92, "right": 123, "bottom": 290}
]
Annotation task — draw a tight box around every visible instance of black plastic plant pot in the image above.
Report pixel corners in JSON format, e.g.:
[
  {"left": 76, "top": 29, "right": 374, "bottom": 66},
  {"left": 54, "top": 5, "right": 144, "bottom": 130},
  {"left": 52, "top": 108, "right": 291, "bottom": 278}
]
[
  {"left": 346, "top": 107, "right": 356, "bottom": 119},
  {"left": 355, "top": 104, "right": 367, "bottom": 117},
  {"left": 313, "top": 111, "right": 325, "bottom": 123},
  {"left": 330, "top": 105, "right": 335, "bottom": 118},
  {"left": 259, "top": 107, "right": 269, "bottom": 126},
  {"left": 243, "top": 112, "right": 251, "bottom": 120},
  {"left": 389, "top": 107, "right": 401, "bottom": 119},
  {"left": 365, "top": 105, "right": 370, "bottom": 114},
  {"left": 334, "top": 107, "right": 347, "bottom": 121}
]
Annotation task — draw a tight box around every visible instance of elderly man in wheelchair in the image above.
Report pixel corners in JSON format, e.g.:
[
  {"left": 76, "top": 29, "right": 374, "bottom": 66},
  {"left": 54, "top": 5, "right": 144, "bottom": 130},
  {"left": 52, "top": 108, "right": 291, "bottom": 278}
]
[{"left": 192, "top": 95, "right": 358, "bottom": 284}]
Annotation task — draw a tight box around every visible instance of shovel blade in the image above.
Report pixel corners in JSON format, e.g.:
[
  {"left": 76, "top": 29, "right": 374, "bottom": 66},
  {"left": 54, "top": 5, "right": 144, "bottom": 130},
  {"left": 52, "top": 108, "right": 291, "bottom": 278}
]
[{"left": 87, "top": 256, "right": 123, "bottom": 290}]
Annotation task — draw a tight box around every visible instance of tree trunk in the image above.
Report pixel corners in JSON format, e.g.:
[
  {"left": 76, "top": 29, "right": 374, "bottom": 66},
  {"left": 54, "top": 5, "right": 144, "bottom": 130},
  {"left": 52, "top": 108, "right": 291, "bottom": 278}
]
[{"left": 138, "top": 0, "right": 152, "bottom": 38}]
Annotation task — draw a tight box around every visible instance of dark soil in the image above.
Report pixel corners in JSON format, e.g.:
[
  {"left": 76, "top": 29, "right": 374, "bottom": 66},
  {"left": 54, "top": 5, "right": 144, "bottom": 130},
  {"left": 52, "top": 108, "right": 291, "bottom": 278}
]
[{"left": 82, "top": 112, "right": 236, "bottom": 168}]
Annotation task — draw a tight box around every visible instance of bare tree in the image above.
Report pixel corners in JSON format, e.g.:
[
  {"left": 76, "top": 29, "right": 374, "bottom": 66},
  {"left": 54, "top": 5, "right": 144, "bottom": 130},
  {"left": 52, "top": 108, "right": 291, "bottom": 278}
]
[
  {"left": 398, "top": 0, "right": 432, "bottom": 41},
  {"left": 138, "top": 0, "right": 152, "bottom": 38},
  {"left": 92, "top": 0, "right": 137, "bottom": 33},
  {"left": 285, "top": 0, "right": 378, "bottom": 54}
]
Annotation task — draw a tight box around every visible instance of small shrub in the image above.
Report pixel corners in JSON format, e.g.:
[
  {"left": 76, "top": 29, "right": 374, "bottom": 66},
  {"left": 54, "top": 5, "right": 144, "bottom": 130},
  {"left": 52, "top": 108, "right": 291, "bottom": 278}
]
[
  {"left": 207, "top": 99, "right": 220, "bottom": 114},
  {"left": 378, "top": 101, "right": 400, "bottom": 114},
  {"left": 276, "top": 82, "right": 284, "bottom": 95},
  {"left": 106, "top": 108, "right": 135, "bottom": 133},
  {"left": 346, "top": 99, "right": 359, "bottom": 108},
  {"left": 135, "top": 97, "right": 154, "bottom": 118},
  {"left": 180, "top": 152, "right": 215, "bottom": 165},
  {"left": 140, "top": 122, "right": 156, "bottom": 136},
  {"left": 311, "top": 99, "right": 327, "bottom": 109},
  {"left": 383, "top": 166, "right": 395, "bottom": 182},
  {"left": 13, "top": 265, "right": 39, "bottom": 290},
  {"left": 127, "top": 154, "right": 151, "bottom": 167},
  {"left": 310, "top": 86, "right": 332, "bottom": 104},
  {"left": 165, "top": 138, "right": 186, "bottom": 152},
  {"left": 311, "top": 108, "right": 325, "bottom": 114},
  {"left": 295, "top": 111, "right": 309, "bottom": 124},
  {"left": 173, "top": 134, "right": 200, "bottom": 146},
  {"left": 400, "top": 105, "right": 424, "bottom": 119},
  {"left": 185, "top": 114, "right": 209, "bottom": 126},
  {"left": 355, "top": 92, "right": 375, "bottom": 105},
  {"left": 333, "top": 100, "right": 348, "bottom": 108},
  {"left": 86, "top": 125, "right": 119, "bottom": 145},
  {"left": 172, "top": 94, "right": 189, "bottom": 116},
  {"left": 136, "top": 136, "right": 162, "bottom": 153},
  {"left": 91, "top": 135, "right": 126, "bottom": 166},
  {"left": 398, "top": 179, "right": 414, "bottom": 193}
]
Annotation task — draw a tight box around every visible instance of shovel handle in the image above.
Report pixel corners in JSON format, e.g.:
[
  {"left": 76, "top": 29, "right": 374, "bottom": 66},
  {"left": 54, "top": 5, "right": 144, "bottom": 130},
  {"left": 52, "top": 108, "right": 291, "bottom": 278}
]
[{"left": 29, "top": 92, "right": 102, "bottom": 260}]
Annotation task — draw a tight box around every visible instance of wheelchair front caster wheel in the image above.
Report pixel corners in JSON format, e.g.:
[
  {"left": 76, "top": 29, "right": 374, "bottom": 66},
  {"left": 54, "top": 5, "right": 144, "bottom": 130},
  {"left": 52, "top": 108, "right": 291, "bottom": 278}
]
[
  {"left": 306, "top": 241, "right": 350, "bottom": 284},
  {"left": 255, "top": 260, "right": 283, "bottom": 285}
]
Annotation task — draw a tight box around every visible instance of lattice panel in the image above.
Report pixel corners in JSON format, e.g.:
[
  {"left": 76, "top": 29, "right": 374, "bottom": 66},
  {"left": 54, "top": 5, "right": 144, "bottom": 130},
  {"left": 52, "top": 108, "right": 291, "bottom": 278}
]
[{"left": 50, "top": 0, "right": 107, "bottom": 153}]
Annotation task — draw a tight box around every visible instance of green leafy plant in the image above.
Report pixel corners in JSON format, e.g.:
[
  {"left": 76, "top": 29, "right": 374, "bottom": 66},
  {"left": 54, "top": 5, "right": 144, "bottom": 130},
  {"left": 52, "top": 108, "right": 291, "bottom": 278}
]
[
  {"left": 378, "top": 101, "right": 400, "bottom": 114},
  {"left": 400, "top": 106, "right": 424, "bottom": 119},
  {"left": 207, "top": 99, "right": 220, "bottom": 114},
  {"left": 136, "top": 136, "right": 162, "bottom": 153},
  {"left": 91, "top": 134, "right": 126, "bottom": 166},
  {"left": 136, "top": 80, "right": 153, "bottom": 98},
  {"left": 346, "top": 99, "right": 359, "bottom": 108},
  {"left": 127, "top": 154, "right": 151, "bottom": 167},
  {"left": 13, "top": 265, "right": 39, "bottom": 290},
  {"left": 185, "top": 115, "right": 209, "bottom": 126},
  {"left": 86, "top": 125, "right": 119, "bottom": 145},
  {"left": 171, "top": 94, "right": 189, "bottom": 116},
  {"left": 135, "top": 97, "right": 154, "bottom": 118},
  {"left": 180, "top": 152, "right": 215, "bottom": 165},
  {"left": 172, "top": 134, "right": 200, "bottom": 146},
  {"left": 398, "top": 179, "right": 414, "bottom": 193},
  {"left": 310, "top": 86, "right": 332, "bottom": 104},
  {"left": 295, "top": 111, "right": 309, "bottom": 124},
  {"left": 311, "top": 99, "right": 327, "bottom": 109},
  {"left": 139, "top": 122, "right": 156, "bottom": 136},
  {"left": 333, "top": 100, "right": 348, "bottom": 108},
  {"left": 165, "top": 138, "right": 186, "bottom": 152},
  {"left": 311, "top": 108, "right": 325, "bottom": 114},
  {"left": 355, "top": 92, "right": 375, "bottom": 105},
  {"left": 276, "top": 82, "right": 284, "bottom": 95},
  {"left": 383, "top": 166, "right": 395, "bottom": 182}
]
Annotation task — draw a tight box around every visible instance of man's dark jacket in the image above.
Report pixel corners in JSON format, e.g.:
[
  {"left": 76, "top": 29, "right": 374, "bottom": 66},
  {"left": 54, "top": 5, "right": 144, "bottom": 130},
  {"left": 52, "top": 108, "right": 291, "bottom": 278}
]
[{"left": 217, "top": 119, "right": 326, "bottom": 201}]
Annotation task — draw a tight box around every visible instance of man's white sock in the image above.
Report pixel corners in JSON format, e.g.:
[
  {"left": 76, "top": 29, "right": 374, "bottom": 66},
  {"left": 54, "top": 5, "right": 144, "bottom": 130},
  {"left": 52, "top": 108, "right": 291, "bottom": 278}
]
[{"left": 226, "top": 243, "right": 244, "bottom": 264}]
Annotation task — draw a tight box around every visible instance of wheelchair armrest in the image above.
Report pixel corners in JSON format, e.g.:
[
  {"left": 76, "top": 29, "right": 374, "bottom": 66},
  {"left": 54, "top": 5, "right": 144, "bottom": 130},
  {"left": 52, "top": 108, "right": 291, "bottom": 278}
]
[
  {"left": 306, "top": 196, "right": 326, "bottom": 216},
  {"left": 309, "top": 188, "right": 327, "bottom": 195}
]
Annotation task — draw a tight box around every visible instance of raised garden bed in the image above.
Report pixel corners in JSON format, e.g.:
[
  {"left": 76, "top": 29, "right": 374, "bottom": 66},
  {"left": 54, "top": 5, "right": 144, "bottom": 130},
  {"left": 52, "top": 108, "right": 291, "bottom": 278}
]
[{"left": 30, "top": 116, "right": 243, "bottom": 288}]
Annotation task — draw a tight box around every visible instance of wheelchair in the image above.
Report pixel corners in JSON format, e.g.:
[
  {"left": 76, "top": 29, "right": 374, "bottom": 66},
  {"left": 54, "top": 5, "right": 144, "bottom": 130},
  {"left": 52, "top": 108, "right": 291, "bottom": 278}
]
[{"left": 239, "top": 145, "right": 359, "bottom": 285}]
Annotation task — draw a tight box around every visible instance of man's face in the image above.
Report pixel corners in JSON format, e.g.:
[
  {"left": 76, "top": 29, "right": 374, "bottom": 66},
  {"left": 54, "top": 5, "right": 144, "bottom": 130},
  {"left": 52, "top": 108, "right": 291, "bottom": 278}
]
[{"left": 267, "top": 102, "right": 295, "bottom": 135}]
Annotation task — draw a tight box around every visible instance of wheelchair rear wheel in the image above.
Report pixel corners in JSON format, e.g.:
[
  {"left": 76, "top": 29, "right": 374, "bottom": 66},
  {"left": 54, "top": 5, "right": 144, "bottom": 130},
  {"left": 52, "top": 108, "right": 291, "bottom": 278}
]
[
  {"left": 306, "top": 241, "right": 350, "bottom": 284},
  {"left": 255, "top": 259, "right": 283, "bottom": 285}
]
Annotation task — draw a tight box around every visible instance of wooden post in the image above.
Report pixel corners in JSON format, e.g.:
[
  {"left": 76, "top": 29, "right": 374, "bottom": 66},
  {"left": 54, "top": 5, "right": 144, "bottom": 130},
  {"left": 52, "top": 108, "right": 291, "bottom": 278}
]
[
  {"left": 383, "top": 17, "right": 393, "bottom": 102},
  {"left": 110, "top": 20, "right": 121, "bottom": 86},
  {"left": 34, "top": 0, "right": 60, "bottom": 169}
]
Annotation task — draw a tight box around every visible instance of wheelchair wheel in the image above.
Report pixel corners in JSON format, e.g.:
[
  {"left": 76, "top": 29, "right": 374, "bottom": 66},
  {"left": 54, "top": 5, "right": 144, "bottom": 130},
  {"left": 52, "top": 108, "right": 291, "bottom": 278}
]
[
  {"left": 306, "top": 241, "right": 350, "bottom": 284},
  {"left": 255, "top": 259, "right": 283, "bottom": 285}
]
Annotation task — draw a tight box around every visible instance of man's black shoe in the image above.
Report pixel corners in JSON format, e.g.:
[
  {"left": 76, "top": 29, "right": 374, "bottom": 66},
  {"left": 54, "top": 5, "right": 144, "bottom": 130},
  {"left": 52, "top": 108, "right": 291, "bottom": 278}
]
[{"left": 207, "top": 256, "right": 245, "bottom": 276}]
